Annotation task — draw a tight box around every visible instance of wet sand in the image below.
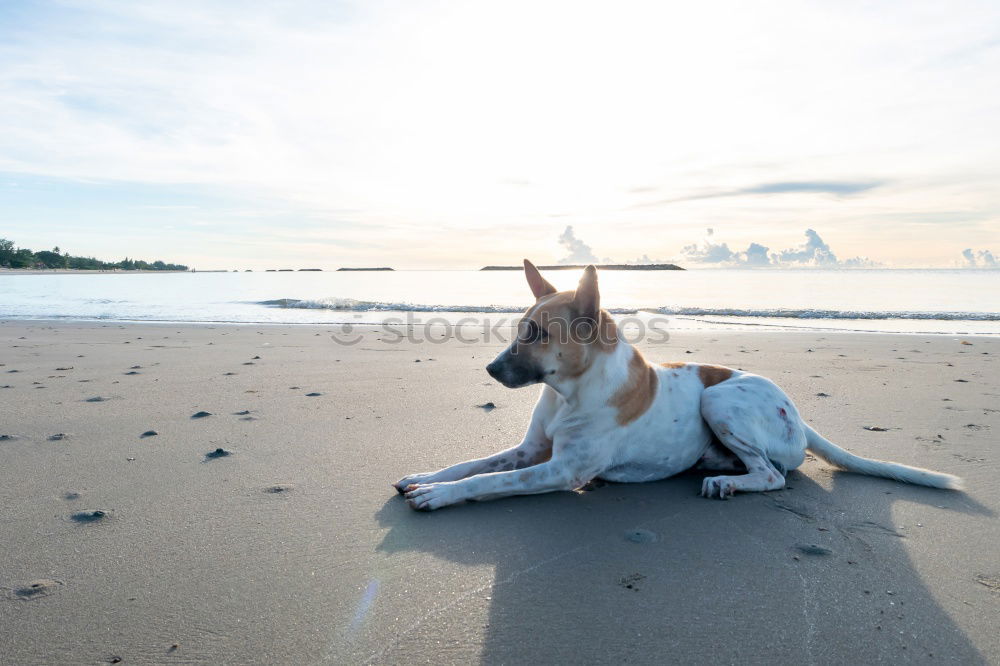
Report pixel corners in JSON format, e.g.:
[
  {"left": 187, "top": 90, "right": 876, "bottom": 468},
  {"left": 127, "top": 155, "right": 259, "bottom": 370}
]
[{"left": 1, "top": 320, "right": 998, "bottom": 664}]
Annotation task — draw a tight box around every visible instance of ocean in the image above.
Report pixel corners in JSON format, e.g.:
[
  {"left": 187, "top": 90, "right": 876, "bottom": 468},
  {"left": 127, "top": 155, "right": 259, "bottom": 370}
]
[{"left": 1, "top": 268, "right": 998, "bottom": 335}]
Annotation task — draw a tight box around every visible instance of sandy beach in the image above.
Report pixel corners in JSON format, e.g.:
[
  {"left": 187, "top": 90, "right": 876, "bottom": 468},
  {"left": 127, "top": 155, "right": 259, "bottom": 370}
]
[{"left": 1, "top": 320, "right": 998, "bottom": 665}]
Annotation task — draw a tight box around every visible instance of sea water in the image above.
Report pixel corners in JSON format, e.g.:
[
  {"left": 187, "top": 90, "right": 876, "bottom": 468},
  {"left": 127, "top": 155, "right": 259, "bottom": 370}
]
[{"left": 0, "top": 268, "right": 998, "bottom": 335}]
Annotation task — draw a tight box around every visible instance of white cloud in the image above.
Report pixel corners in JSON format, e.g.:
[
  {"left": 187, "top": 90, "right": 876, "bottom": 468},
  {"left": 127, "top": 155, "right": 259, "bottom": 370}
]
[
  {"left": 775, "top": 229, "right": 838, "bottom": 265},
  {"left": 962, "top": 248, "right": 999, "bottom": 267},
  {"left": 680, "top": 228, "right": 774, "bottom": 266},
  {"left": 552, "top": 227, "right": 667, "bottom": 265},
  {"left": 557, "top": 226, "right": 599, "bottom": 264},
  {"left": 624, "top": 254, "right": 669, "bottom": 265},
  {"left": 681, "top": 228, "right": 877, "bottom": 267}
]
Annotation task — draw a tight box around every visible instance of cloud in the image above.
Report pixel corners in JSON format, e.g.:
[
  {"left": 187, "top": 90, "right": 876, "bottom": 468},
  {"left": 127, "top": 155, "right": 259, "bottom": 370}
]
[
  {"left": 769, "top": 228, "right": 877, "bottom": 267},
  {"left": 625, "top": 254, "right": 669, "bottom": 265},
  {"left": 634, "top": 180, "right": 885, "bottom": 208},
  {"left": 681, "top": 229, "right": 739, "bottom": 264},
  {"left": 681, "top": 228, "right": 877, "bottom": 267},
  {"left": 557, "top": 226, "right": 599, "bottom": 264},
  {"left": 554, "top": 228, "right": 664, "bottom": 265},
  {"left": 962, "top": 248, "right": 998, "bottom": 267},
  {"left": 775, "top": 228, "right": 838, "bottom": 265},
  {"left": 743, "top": 242, "right": 773, "bottom": 267},
  {"left": 744, "top": 181, "right": 883, "bottom": 196},
  {"left": 679, "top": 241, "right": 769, "bottom": 265},
  {"left": 680, "top": 228, "right": 771, "bottom": 266}
]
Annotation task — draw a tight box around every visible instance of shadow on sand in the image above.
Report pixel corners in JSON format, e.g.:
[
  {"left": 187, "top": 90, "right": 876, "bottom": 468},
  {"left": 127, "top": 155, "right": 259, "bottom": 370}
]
[{"left": 375, "top": 470, "right": 992, "bottom": 664}]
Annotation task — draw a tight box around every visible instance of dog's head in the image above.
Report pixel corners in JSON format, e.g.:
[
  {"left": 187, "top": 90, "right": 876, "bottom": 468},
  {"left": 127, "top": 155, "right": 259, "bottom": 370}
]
[{"left": 486, "top": 259, "right": 617, "bottom": 389}]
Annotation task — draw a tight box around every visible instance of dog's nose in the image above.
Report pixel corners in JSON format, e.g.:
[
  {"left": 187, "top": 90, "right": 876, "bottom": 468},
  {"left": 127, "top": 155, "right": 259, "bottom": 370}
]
[{"left": 486, "top": 361, "right": 502, "bottom": 380}]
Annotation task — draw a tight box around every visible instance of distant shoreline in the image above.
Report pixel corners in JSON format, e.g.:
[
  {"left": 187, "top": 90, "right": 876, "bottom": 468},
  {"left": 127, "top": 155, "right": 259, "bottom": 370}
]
[
  {"left": 0, "top": 268, "right": 190, "bottom": 275},
  {"left": 481, "top": 263, "right": 685, "bottom": 271}
]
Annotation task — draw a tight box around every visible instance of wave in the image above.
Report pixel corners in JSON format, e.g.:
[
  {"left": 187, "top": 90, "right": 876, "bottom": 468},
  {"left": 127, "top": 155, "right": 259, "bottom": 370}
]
[
  {"left": 257, "top": 297, "right": 639, "bottom": 314},
  {"left": 257, "top": 298, "right": 999, "bottom": 321},
  {"left": 650, "top": 307, "right": 1000, "bottom": 321},
  {"left": 259, "top": 298, "right": 526, "bottom": 313}
]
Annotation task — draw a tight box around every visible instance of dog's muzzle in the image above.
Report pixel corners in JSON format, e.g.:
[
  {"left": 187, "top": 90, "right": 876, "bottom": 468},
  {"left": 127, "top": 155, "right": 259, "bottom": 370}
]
[
  {"left": 486, "top": 360, "right": 504, "bottom": 382},
  {"left": 486, "top": 352, "right": 542, "bottom": 388}
]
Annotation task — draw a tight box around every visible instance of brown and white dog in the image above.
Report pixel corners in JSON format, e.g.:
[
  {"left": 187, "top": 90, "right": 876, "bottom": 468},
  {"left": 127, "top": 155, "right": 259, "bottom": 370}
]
[{"left": 394, "top": 260, "right": 961, "bottom": 511}]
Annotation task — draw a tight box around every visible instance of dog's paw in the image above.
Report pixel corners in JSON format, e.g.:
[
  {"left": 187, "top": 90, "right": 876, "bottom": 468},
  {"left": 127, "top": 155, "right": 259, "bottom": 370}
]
[
  {"left": 404, "top": 482, "right": 459, "bottom": 511},
  {"left": 700, "top": 475, "right": 737, "bottom": 500},
  {"left": 393, "top": 472, "right": 437, "bottom": 494}
]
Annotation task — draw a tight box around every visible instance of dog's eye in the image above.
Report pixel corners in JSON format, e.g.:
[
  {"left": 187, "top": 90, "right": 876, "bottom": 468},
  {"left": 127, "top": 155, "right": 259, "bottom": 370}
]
[
  {"left": 538, "top": 327, "right": 549, "bottom": 342},
  {"left": 520, "top": 320, "right": 545, "bottom": 344}
]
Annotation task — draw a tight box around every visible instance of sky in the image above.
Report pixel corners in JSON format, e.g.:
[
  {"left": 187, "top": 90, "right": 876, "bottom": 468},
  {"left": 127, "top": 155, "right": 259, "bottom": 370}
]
[{"left": 1, "top": 0, "right": 999, "bottom": 269}]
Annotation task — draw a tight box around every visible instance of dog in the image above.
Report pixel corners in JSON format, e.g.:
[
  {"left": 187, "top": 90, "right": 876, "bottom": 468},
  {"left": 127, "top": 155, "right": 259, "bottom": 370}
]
[{"left": 394, "top": 260, "right": 962, "bottom": 511}]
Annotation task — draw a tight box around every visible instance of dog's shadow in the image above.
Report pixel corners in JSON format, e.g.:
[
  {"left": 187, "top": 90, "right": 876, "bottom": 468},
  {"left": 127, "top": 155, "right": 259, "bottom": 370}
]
[{"left": 374, "top": 470, "right": 992, "bottom": 664}]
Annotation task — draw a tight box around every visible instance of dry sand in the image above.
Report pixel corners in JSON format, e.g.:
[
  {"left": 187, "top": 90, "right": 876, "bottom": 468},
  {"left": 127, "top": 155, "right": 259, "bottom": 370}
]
[{"left": 0, "top": 320, "right": 998, "bottom": 665}]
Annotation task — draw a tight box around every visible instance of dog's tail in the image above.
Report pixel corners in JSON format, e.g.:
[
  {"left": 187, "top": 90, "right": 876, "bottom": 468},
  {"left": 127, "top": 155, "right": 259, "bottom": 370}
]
[{"left": 803, "top": 424, "right": 962, "bottom": 490}]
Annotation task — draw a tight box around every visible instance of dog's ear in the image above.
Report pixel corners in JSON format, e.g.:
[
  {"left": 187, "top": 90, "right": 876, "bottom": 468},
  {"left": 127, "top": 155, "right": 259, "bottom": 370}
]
[
  {"left": 574, "top": 265, "right": 600, "bottom": 321},
  {"left": 523, "top": 259, "right": 557, "bottom": 300}
]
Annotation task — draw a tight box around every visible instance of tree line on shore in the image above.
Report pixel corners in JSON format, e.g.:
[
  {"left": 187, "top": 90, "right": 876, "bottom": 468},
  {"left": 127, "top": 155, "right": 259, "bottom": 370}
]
[{"left": 0, "top": 238, "right": 188, "bottom": 271}]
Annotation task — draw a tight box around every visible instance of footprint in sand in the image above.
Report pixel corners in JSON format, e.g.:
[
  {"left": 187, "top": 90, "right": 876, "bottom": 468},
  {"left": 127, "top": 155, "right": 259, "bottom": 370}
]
[
  {"left": 618, "top": 573, "right": 646, "bottom": 590},
  {"left": 191, "top": 411, "right": 212, "bottom": 419},
  {"left": 264, "top": 484, "right": 293, "bottom": 494},
  {"left": 140, "top": 430, "right": 158, "bottom": 438},
  {"left": 70, "top": 510, "right": 109, "bottom": 524},
  {"left": 9, "top": 579, "right": 63, "bottom": 600},
  {"left": 974, "top": 574, "right": 1000, "bottom": 591},
  {"left": 84, "top": 396, "right": 109, "bottom": 403},
  {"left": 625, "top": 529, "right": 657, "bottom": 544},
  {"left": 795, "top": 544, "right": 833, "bottom": 556},
  {"left": 48, "top": 433, "right": 68, "bottom": 441},
  {"left": 204, "top": 447, "right": 232, "bottom": 460}
]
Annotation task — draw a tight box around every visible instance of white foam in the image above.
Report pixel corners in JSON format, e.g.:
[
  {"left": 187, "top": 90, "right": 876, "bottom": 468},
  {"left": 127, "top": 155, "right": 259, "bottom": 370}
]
[
  {"left": 258, "top": 297, "right": 638, "bottom": 314},
  {"left": 652, "top": 306, "right": 1000, "bottom": 321},
  {"left": 259, "top": 298, "right": 998, "bottom": 321}
]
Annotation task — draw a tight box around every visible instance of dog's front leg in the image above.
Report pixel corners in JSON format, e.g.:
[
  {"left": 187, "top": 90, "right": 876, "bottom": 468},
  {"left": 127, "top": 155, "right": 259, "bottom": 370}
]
[
  {"left": 404, "top": 458, "right": 598, "bottom": 511},
  {"left": 393, "top": 388, "right": 558, "bottom": 493},
  {"left": 393, "top": 434, "right": 552, "bottom": 493}
]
